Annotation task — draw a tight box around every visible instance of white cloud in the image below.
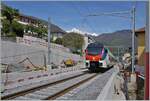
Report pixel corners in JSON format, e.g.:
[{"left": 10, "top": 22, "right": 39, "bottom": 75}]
[{"left": 67, "top": 28, "right": 98, "bottom": 36}]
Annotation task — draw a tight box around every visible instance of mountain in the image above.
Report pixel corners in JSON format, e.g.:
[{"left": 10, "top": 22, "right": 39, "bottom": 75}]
[
  {"left": 93, "top": 29, "right": 137, "bottom": 48},
  {"left": 67, "top": 28, "right": 137, "bottom": 48}
]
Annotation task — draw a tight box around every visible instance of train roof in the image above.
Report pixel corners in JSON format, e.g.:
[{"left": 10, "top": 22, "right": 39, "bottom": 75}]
[{"left": 87, "top": 42, "right": 104, "bottom": 48}]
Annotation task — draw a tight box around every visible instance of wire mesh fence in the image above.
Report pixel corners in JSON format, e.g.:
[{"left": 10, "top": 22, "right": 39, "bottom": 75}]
[{"left": 106, "top": 46, "right": 129, "bottom": 61}]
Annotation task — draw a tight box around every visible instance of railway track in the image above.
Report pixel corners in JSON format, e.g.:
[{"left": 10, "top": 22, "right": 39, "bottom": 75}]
[{"left": 1, "top": 72, "right": 98, "bottom": 100}]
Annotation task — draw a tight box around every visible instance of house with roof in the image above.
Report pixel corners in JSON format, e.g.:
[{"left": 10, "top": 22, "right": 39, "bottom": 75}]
[{"left": 17, "top": 13, "right": 66, "bottom": 41}]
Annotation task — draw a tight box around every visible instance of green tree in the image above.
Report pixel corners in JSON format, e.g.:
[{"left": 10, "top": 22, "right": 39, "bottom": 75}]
[
  {"left": 1, "top": 19, "right": 10, "bottom": 36},
  {"left": 12, "top": 21, "right": 24, "bottom": 37},
  {"left": 2, "top": 4, "right": 19, "bottom": 34},
  {"left": 55, "top": 38, "right": 63, "bottom": 45},
  {"left": 1, "top": 20, "right": 24, "bottom": 37},
  {"left": 24, "top": 24, "right": 47, "bottom": 38},
  {"left": 24, "top": 24, "right": 35, "bottom": 36},
  {"left": 37, "top": 28, "right": 43, "bottom": 38},
  {"left": 62, "top": 32, "right": 84, "bottom": 54}
]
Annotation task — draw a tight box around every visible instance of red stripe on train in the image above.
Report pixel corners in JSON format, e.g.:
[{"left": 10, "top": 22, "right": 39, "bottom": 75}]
[{"left": 86, "top": 55, "right": 101, "bottom": 61}]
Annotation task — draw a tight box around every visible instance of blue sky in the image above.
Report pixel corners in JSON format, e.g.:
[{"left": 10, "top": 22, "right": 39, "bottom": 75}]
[{"left": 3, "top": 1, "right": 147, "bottom": 35}]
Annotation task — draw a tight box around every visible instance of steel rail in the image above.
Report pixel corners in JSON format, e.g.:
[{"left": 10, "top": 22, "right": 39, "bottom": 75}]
[
  {"left": 1, "top": 72, "right": 88, "bottom": 100},
  {"left": 45, "top": 73, "right": 98, "bottom": 100}
]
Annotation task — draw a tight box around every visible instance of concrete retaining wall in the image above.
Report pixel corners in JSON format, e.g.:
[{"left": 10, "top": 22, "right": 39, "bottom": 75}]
[
  {"left": 97, "top": 65, "right": 126, "bottom": 100},
  {"left": 1, "top": 41, "right": 81, "bottom": 67}
]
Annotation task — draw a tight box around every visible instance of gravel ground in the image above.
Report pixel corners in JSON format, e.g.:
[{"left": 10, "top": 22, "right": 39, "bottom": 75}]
[
  {"left": 56, "top": 68, "right": 115, "bottom": 100},
  {"left": 1, "top": 69, "right": 87, "bottom": 97},
  {"left": 12, "top": 73, "right": 96, "bottom": 100}
]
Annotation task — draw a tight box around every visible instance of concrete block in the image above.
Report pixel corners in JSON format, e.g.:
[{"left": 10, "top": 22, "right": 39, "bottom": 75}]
[
  {"left": 97, "top": 65, "right": 126, "bottom": 100},
  {"left": 130, "top": 73, "right": 136, "bottom": 83},
  {"left": 47, "top": 65, "right": 52, "bottom": 70}
]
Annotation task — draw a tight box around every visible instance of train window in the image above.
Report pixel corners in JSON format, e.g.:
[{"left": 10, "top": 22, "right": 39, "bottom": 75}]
[
  {"left": 87, "top": 47, "right": 103, "bottom": 55},
  {"left": 86, "top": 42, "right": 104, "bottom": 55},
  {"left": 105, "top": 49, "right": 108, "bottom": 53}
]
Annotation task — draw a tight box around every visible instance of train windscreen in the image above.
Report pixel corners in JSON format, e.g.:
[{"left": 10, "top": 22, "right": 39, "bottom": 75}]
[
  {"left": 87, "top": 47, "right": 103, "bottom": 55},
  {"left": 86, "top": 43, "right": 104, "bottom": 55}
]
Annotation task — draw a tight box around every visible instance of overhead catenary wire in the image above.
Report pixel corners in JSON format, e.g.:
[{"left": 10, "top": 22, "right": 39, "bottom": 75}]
[
  {"left": 85, "top": 5, "right": 97, "bottom": 33},
  {"left": 70, "top": 2, "right": 97, "bottom": 35},
  {"left": 85, "top": 4, "right": 136, "bottom": 73},
  {"left": 70, "top": 2, "right": 97, "bottom": 43},
  {"left": 86, "top": 10, "right": 131, "bottom": 17}
]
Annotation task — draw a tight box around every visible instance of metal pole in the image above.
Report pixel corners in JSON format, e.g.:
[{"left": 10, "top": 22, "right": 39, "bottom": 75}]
[
  {"left": 118, "top": 47, "right": 119, "bottom": 60},
  {"left": 43, "top": 51, "right": 46, "bottom": 70},
  {"left": 131, "top": 6, "right": 135, "bottom": 73},
  {"left": 48, "top": 17, "right": 51, "bottom": 66},
  {"left": 145, "top": 1, "right": 149, "bottom": 100}
]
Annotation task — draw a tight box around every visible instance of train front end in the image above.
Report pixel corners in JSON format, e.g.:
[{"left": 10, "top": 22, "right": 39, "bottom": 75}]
[{"left": 85, "top": 43, "right": 109, "bottom": 71}]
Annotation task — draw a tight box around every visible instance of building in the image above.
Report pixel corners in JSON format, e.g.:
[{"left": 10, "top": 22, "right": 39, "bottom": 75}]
[
  {"left": 135, "top": 27, "right": 145, "bottom": 66},
  {"left": 50, "top": 24, "right": 66, "bottom": 41},
  {"left": 18, "top": 14, "right": 43, "bottom": 27},
  {"left": 83, "top": 34, "right": 95, "bottom": 50},
  {"left": 17, "top": 14, "right": 66, "bottom": 41}
]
